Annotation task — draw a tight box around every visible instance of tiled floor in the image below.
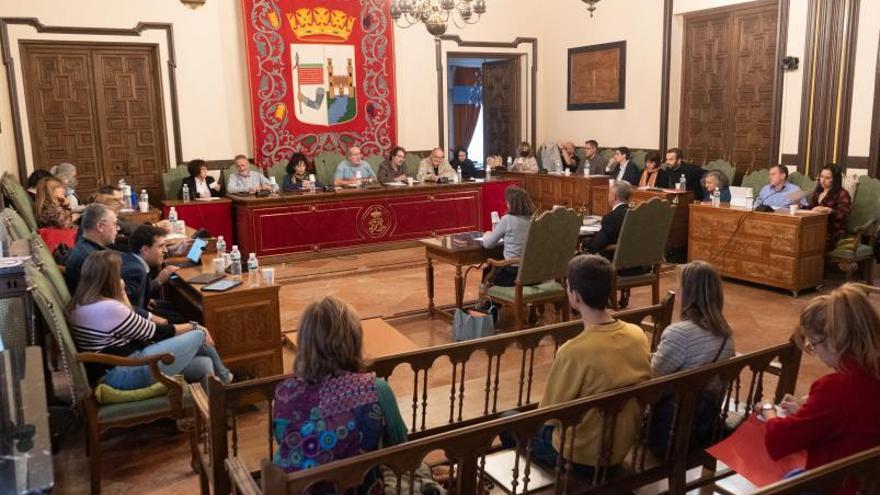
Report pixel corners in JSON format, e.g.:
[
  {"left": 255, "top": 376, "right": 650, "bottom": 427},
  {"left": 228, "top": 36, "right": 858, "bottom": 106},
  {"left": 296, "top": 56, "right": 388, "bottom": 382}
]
[{"left": 50, "top": 247, "right": 877, "bottom": 494}]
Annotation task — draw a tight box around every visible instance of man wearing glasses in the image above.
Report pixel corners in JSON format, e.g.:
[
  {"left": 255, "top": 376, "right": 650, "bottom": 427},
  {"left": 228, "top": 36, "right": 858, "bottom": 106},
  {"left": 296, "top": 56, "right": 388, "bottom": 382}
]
[
  {"left": 377, "top": 146, "right": 410, "bottom": 184},
  {"left": 64, "top": 203, "right": 119, "bottom": 292}
]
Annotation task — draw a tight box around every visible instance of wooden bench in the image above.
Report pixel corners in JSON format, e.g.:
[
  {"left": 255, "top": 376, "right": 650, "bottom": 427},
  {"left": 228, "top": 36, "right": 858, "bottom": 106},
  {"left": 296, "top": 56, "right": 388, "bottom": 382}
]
[
  {"left": 226, "top": 340, "right": 802, "bottom": 495},
  {"left": 752, "top": 445, "right": 880, "bottom": 494},
  {"left": 192, "top": 293, "right": 676, "bottom": 494}
]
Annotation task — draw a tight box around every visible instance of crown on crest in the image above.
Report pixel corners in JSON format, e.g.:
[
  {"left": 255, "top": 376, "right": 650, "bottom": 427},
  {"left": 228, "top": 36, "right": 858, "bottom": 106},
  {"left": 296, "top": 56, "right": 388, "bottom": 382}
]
[{"left": 287, "top": 7, "right": 356, "bottom": 42}]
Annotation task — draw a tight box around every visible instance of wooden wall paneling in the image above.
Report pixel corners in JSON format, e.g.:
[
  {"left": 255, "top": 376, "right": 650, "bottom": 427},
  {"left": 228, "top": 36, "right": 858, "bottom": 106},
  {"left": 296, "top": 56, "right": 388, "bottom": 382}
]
[
  {"left": 482, "top": 57, "right": 521, "bottom": 158},
  {"left": 868, "top": 23, "right": 880, "bottom": 176}
]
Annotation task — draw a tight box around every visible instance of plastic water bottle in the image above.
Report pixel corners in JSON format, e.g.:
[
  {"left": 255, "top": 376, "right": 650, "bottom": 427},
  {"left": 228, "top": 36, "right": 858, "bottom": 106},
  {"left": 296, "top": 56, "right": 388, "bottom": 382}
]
[
  {"left": 168, "top": 206, "right": 178, "bottom": 223},
  {"left": 712, "top": 188, "right": 721, "bottom": 207},
  {"left": 678, "top": 176, "right": 686, "bottom": 191},
  {"left": 182, "top": 183, "right": 190, "bottom": 202},
  {"left": 308, "top": 174, "right": 317, "bottom": 193},
  {"left": 456, "top": 166, "right": 462, "bottom": 183},
  {"left": 355, "top": 170, "right": 362, "bottom": 187},
  {"left": 584, "top": 166, "right": 590, "bottom": 177},
  {"left": 138, "top": 189, "right": 149, "bottom": 212},
  {"left": 554, "top": 156, "right": 562, "bottom": 173},
  {"left": 269, "top": 176, "right": 279, "bottom": 195},
  {"left": 230, "top": 245, "right": 242, "bottom": 278},
  {"left": 216, "top": 236, "right": 226, "bottom": 255},
  {"left": 485, "top": 163, "right": 491, "bottom": 181},
  {"left": 247, "top": 253, "right": 259, "bottom": 284},
  {"left": 506, "top": 157, "right": 513, "bottom": 169},
  {"left": 746, "top": 190, "right": 755, "bottom": 211}
]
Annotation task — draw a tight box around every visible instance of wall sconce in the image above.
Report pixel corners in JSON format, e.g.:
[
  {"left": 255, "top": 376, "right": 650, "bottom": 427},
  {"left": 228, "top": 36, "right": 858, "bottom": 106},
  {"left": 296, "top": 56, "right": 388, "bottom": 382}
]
[{"left": 181, "top": 0, "right": 206, "bottom": 9}]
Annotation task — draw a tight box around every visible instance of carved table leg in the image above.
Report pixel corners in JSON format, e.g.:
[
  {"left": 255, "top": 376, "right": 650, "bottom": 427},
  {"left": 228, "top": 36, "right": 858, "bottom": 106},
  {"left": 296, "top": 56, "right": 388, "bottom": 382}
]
[
  {"left": 454, "top": 265, "right": 465, "bottom": 309},
  {"left": 426, "top": 257, "right": 435, "bottom": 316}
]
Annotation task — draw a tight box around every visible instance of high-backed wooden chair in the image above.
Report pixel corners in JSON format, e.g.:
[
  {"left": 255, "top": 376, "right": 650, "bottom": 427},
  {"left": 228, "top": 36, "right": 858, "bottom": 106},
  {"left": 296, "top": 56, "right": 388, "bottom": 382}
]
[
  {"left": 631, "top": 149, "right": 647, "bottom": 170},
  {"left": 741, "top": 168, "right": 769, "bottom": 197},
  {"left": 828, "top": 175, "right": 880, "bottom": 284},
  {"left": 704, "top": 159, "right": 736, "bottom": 185},
  {"left": 404, "top": 152, "right": 422, "bottom": 177},
  {"left": 788, "top": 171, "right": 815, "bottom": 193},
  {"left": 314, "top": 151, "right": 344, "bottom": 185},
  {"left": 1, "top": 207, "right": 31, "bottom": 242},
  {"left": 1, "top": 172, "right": 38, "bottom": 231},
  {"left": 25, "top": 263, "right": 192, "bottom": 494},
  {"left": 267, "top": 162, "right": 287, "bottom": 187},
  {"left": 484, "top": 207, "right": 582, "bottom": 330},
  {"left": 608, "top": 197, "right": 675, "bottom": 309},
  {"left": 161, "top": 165, "right": 191, "bottom": 200}
]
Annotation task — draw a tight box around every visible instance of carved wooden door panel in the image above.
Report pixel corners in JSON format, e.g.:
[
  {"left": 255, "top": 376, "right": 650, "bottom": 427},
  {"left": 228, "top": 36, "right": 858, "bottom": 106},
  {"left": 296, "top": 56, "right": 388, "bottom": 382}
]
[
  {"left": 92, "top": 48, "right": 168, "bottom": 201},
  {"left": 21, "top": 45, "right": 103, "bottom": 193},
  {"left": 21, "top": 42, "right": 168, "bottom": 199},
  {"left": 681, "top": 1, "right": 777, "bottom": 174},
  {"left": 482, "top": 57, "right": 521, "bottom": 159},
  {"left": 681, "top": 14, "right": 730, "bottom": 167}
]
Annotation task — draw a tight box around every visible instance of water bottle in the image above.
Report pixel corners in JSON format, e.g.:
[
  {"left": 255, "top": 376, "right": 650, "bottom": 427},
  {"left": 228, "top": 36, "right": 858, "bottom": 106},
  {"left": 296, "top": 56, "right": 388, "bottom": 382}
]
[
  {"left": 230, "top": 245, "right": 242, "bottom": 278},
  {"left": 746, "top": 190, "right": 755, "bottom": 211},
  {"left": 485, "top": 163, "right": 492, "bottom": 181},
  {"left": 168, "top": 206, "right": 178, "bottom": 223},
  {"left": 247, "top": 252, "right": 259, "bottom": 284},
  {"left": 269, "top": 176, "right": 279, "bottom": 195},
  {"left": 584, "top": 166, "right": 590, "bottom": 177},
  {"left": 506, "top": 157, "right": 513, "bottom": 169},
  {"left": 355, "top": 170, "right": 362, "bottom": 187},
  {"left": 216, "top": 236, "right": 226, "bottom": 255},
  {"left": 138, "top": 189, "right": 149, "bottom": 213},
  {"left": 678, "top": 176, "right": 686, "bottom": 191},
  {"left": 554, "top": 156, "right": 562, "bottom": 173},
  {"left": 712, "top": 188, "right": 721, "bottom": 207},
  {"left": 308, "top": 174, "right": 317, "bottom": 193},
  {"left": 182, "top": 183, "right": 190, "bottom": 202},
  {"left": 456, "top": 166, "right": 462, "bottom": 183}
]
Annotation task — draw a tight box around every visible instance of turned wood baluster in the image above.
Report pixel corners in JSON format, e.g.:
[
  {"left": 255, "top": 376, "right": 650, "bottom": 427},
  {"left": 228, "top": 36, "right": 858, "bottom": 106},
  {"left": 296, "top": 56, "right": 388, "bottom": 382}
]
[
  {"left": 457, "top": 362, "right": 467, "bottom": 423},
  {"left": 483, "top": 357, "right": 493, "bottom": 416},
  {"left": 449, "top": 363, "right": 458, "bottom": 424},
  {"left": 517, "top": 349, "right": 527, "bottom": 407},
  {"left": 491, "top": 354, "right": 502, "bottom": 414},
  {"left": 526, "top": 348, "right": 536, "bottom": 404},
  {"left": 411, "top": 372, "right": 419, "bottom": 432},
  {"left": 420, "top": 371, "right": 429, "bottom": 431}
]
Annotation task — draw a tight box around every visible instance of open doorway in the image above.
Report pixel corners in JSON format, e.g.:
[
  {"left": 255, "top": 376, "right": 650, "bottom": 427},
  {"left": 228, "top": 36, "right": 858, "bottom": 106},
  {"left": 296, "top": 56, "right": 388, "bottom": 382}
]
[{"left": 447, "top": 55, "right": 522, "bottom": 167}]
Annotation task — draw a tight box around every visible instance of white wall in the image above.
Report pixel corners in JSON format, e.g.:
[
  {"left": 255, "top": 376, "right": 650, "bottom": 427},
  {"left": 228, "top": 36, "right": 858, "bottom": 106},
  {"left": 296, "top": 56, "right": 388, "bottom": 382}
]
[{"left": 847, "top": 0, "right": 880, "bottom": 158}]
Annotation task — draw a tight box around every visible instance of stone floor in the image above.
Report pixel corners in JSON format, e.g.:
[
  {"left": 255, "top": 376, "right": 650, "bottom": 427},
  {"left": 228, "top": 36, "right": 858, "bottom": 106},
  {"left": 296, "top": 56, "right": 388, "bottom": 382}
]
[{"left": 50, "top": 246, "right": 878, "bottom": 494}]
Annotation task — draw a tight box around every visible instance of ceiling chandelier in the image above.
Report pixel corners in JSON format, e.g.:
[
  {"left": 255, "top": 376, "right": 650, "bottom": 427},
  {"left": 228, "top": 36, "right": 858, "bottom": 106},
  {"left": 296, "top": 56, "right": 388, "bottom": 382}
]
[
  {"left": 390, "top": 0, "right": 488, "bottom": 37},
  {"left": 581, "top": 0, "right": 601, "bottom": 17}
]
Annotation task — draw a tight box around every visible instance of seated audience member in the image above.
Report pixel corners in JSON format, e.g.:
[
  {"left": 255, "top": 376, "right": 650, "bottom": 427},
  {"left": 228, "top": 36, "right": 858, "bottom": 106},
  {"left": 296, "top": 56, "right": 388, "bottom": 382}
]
[
  {"left": 226, "top": 154, "right": 271, "bottom": 194},
  {"left": 283, "top": 153, "right": 322, "bottom": 192},
  {"left": 51, "top": 162, "right": 84, "bottom": 212},
  {"left": 67, "top": 250, "right": 231, "bottom": 388},
  {"left": 608, "top": 147, "right": 640, "bottom": 185},
  {"left": 482, "top": 186, "right": 535, "bottom": 287},
  {"left": 97, "top": 184, "right": 125, "bottom": 203},
  {"left": 649, "top": 261, "right": 735, "bottom": 457},
  {"left": 450, "top": 146, "right": 482, "bottom": 179},
  {"left": 807, "top": 164, "right": 851, "bottom": 249},
  {"left": 122, "top": 224, "right": 184, "bottom": 323},
  {"left": 638, "top": 152, "right": 670, "bottom": 188},
  {"left": 763, "top": 284, "right": 880, "bottom": 494},
  {"left": 180, "top": 159, "right": 222, "bottom": 199},
  {"left": 85, "top": 194, "right": 139, "bottom": 250},
  {"left": 560, "top": 141, "right": 580, "bottom": 173},
  {"left": 510, "top": 141, "right": 539, "bottom": 173},
  {"left": 702, "top": 170, "right": 731, "bottom": 202},
  {"left": 35, "top": 176, "right": 76, "bottom": 229},
  {"left": 65, "top": 204, "right": 118, "bottom": 292},
  {"left": 376, "top": 146, "right": 409, "bottom": 184},
  {"left": 334, "top": 146, "right": 377, "bottom": 186},
  {"left": 25, "top": 169, "right": 53, "bottom": 202},
  {"left": 583, "top": 181, "right": 631, "bottom": 258},
  {"left": 580, "top": 139, "right": 604, "bottom": 176},
  {"left": 416, "top": 147, "right": 457, "bottom": 182},
  {"left": 664, "top": 148, "right": 705, "bottom": 199},
  {"left": 755, "top": 164, "right": 809, "bottom": 209},
  {"left": 502, "top": 255, "right": 650, "bottom": 476},
  {"left": 272, "top": 296, "right": 407, "bottom": 479}
]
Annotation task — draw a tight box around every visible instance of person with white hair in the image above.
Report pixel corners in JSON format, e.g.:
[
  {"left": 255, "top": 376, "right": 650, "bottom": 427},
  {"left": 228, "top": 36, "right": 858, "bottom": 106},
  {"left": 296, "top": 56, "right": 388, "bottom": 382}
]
[{"left": 50, "top": 162, "right": 85, "bottom": 212}]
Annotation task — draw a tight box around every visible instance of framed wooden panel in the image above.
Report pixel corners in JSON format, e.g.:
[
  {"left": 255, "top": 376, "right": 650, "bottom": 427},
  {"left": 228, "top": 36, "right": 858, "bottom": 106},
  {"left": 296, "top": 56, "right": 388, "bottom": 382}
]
[{"left": 567, "top": 41, "right": 626, "bottom": 110}]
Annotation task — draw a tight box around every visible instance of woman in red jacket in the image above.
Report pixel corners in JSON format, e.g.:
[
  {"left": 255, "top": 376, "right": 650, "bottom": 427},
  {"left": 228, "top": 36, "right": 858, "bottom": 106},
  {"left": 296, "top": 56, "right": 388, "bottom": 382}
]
[{"left": 763, "top": 284, "right": 880, "bottom": 494}]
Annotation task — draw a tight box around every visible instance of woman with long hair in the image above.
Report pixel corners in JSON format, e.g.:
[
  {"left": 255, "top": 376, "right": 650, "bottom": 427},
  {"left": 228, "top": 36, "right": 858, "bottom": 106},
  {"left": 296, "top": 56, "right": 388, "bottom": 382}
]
[
  {"left": 481, "top": 186, "right": 536, "bottom": 287},
  {"left": 282, "top": 152, "right": 322, "bottom": 192},
  {"left": 179, "top": 158, "right": 222, "bottom": 199},
  {"left": 807, "top": 163, "right": 851, "bottom": 249},
  {"left": 272, "top": 296, "right": 406, "bottom": 482},
  {"left": 510, "top": 141, "right": 538, "bottom": 173},
  {"left": 638, "top": 152, "right": 671, "bottom": 189},
  {"left": 649, "top": 261, "right": 735, "bottom": 457},
  {"left": 35, "top": 176, "right": 76, "bottom": 229},
  {"left": 450, "top": 146, "right": 481, "bottom": 179},
  {"left": 67, "top": 250, "right": 231, "bottom": 388},
  {"left": 763, "top": 284, "right": 880, "bottom": 494}
]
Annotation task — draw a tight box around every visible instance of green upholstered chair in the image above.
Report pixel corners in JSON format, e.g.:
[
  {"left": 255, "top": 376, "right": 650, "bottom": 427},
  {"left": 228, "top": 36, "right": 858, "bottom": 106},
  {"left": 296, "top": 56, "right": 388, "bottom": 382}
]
[
  {"left": 788, "top": 171, "right": 815, "bottom": 193},
  {"left": 574, "top": 146, "right": 586, "bottom": 163},
  {"left": 631, "top": 149, "right": 647, "bottom": 171},
  {"left": 1, "top": 207, "right": 32, "bottom": 242},
  {"left": 598, "top": 148, "right": 615, "bottom": 169},
  {"left": 267, "top": 163, "right": 287, "bottom": 188},
  {"left": 608, "top": 197, "right": 675, "bottom": 309},
  {"left": 404, "top": 152, "right": 422, "bottom": 177},
  {"left": 704, "top": 159, "right": 736, "bottom": 185},
  {"left": 741, "top": 168, "right": 769, "bottom": 197},
  {"left": 25, "top": 262, "right": 191, "bottom": 494},
  {"left": 315, "top": 151, "right": 344, "bottom": 186},
  {"left": 1, "top": 172, "right": 38, "bottom": 231},
  {"left": 485, "top": 207, "right": 583, "bottom": 330},
  {"left": 364, "top": 154, "right": 383, "bottom": 169},
  {"left": 161, "top": 166, "right": 191, "bottom": 200},
  {"left": 828, "top": 175, "right": 880, "bottom": 284}
]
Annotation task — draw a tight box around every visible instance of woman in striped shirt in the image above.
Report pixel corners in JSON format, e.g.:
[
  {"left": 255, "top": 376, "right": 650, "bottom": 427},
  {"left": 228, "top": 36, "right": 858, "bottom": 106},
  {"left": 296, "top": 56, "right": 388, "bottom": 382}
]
[{"left": 67, "top": 250, "right": 232, "bottom": 390}]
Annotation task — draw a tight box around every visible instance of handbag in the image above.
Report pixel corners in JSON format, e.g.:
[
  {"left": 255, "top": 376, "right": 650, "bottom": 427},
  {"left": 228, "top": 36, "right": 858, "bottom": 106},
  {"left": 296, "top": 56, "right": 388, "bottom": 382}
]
[
  {"left": 381, "top": 463, "right": 446, "bottom": 495},
  {"left": 452, "top": 308, "right": 495, "bottom": 342}
]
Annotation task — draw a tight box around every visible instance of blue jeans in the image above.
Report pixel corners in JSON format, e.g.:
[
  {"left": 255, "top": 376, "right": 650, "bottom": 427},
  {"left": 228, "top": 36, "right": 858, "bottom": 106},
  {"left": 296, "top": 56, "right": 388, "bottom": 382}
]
[{"left": 103, "top": 330, "right": 231, "bottom": 390}]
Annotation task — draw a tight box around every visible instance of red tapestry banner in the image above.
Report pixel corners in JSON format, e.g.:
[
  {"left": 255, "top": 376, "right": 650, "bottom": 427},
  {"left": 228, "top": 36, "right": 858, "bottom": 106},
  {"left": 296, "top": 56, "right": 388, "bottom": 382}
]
[{"left": 242, "top": 0, "right": 397, "bottom": 166}]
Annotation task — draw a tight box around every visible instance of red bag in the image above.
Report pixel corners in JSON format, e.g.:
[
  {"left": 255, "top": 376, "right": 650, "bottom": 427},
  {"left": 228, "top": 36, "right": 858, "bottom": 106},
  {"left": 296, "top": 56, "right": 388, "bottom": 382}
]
[{"left": 38, "top": 227, "right": 77, "bottom": 255}]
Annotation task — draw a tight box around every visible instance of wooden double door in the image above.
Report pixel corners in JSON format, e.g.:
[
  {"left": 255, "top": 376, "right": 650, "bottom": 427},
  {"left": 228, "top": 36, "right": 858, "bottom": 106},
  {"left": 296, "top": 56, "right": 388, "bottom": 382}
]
[
  {"left": 21, "top": 42, "right": 168, "bottom": 199},
  {"left": 680, "top": 0, "right": 778, "bottom": 175}
]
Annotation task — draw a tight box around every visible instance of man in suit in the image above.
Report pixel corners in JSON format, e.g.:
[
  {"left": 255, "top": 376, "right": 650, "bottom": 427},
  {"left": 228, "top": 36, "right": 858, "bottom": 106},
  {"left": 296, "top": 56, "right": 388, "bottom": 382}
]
[
  {"left": 121, "top": 224, "right": 183, "bottom": 324},
  {"left": 664, "top": 148, "right": 705, "bottom": 199},
  {"left": 584, "top": 181, "right": 631, "bottom": 257},
  {"left": 609, "top": 147, "right": 640, "bottom": 185}
]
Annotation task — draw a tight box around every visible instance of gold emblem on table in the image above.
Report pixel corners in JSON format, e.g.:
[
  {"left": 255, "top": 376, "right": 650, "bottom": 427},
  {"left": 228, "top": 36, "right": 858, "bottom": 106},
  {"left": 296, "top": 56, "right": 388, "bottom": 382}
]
[{"left": 359, "top": 205, "right": 395, "bottom": 239}]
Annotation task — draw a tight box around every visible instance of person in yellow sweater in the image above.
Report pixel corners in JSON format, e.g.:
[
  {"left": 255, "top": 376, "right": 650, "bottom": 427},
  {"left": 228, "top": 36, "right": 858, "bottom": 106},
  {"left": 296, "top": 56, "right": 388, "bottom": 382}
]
[{"left": 503, "top": 254, "right": 651, "bottom": 478}]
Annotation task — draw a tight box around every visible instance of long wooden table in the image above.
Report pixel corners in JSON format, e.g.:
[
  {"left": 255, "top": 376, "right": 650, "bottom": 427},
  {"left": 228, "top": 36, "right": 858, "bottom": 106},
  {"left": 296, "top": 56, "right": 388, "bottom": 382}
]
[
  {"left": 164, "top": 258, "right": 283, "bottom": 379},
  {"left": 230, "top": 180, "right": 516, "bottom": 258},
  {"left": 688, "top": 204, "right": 829, "bottom": 296},
  {"left": 161, "top": 198, "right": 234, "bottom": 243}
]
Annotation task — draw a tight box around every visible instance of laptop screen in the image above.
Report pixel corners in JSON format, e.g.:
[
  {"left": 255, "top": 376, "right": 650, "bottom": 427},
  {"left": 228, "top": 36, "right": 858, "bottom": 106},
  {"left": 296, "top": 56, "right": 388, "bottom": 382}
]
[{"left": 186, "top": 237, "right": 208, "bottom": 264}]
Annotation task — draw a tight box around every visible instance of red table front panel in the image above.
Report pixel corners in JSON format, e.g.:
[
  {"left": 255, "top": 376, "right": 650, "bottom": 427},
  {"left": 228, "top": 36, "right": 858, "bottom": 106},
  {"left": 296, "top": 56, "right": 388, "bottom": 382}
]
[{"left": 161, "top": 201, "right": 234, "bottom": 243}]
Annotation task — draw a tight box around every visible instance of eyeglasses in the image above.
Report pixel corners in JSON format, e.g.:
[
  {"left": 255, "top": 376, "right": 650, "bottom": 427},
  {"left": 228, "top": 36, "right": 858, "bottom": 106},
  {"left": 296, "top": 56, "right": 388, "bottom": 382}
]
[{"left": 803, "top": 336, "right": 825, "bottom": 354}]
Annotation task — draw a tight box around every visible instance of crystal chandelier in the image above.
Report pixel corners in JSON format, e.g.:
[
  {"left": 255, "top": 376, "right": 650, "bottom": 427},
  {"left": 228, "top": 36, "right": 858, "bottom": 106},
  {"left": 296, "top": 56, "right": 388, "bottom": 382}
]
[
  {"left": 390, "top": 0, "right": 488, "bottom": 37},
  {"left": 582, "top": 0, "right": 601, "bottom": 17}
]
